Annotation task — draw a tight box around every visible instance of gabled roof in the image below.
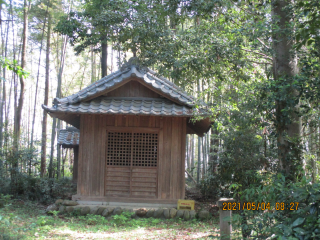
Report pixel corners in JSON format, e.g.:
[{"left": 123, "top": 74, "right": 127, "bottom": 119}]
[
  {"left": 54, "top": 57, "right": 195, "bottom": 108},
  {"left": 42, "top": 58, "right": 212, "bottom": 136},
  {"left": 58, "top": 127, "right": 79, "bottom": 148}
]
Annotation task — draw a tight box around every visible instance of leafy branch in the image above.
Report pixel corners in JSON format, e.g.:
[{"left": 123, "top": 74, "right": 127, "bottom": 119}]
[{"left": 0, "top": 57, "right": 30, "bottom": 80}]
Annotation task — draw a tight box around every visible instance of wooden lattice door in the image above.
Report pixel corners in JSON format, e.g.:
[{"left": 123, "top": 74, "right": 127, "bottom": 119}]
[{"left": 105, "top": 129, "right": 158, "bottom": 198}]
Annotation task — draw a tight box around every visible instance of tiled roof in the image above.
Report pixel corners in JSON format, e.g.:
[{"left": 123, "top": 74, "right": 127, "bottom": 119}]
[
  {"left": 44, "top": 98, "right": 201, "bottom": 117},
  {"left": 58, "top": 127, "right": 80, "bottom": 146},
  {"left": 53, "top": 58, "right": 195, "bottom": 107}
]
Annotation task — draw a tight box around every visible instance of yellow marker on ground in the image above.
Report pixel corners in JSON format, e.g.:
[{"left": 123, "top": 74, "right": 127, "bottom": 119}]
[{"left": 177, "top": 199, "right": 195, "bottom": 210}]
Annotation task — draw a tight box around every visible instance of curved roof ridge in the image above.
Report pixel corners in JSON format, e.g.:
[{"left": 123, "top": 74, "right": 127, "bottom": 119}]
[
  {"left": 53, "top": 58, "right": 196, "bottom": 107},
  {"left": 146, "top": 67, "right": 195, "bottom": 100}
]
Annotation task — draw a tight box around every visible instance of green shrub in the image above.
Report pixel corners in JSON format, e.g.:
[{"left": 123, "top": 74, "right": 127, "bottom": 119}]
[
  {"left": 111, "top": 211, "right": 132, "bottom": 225},
  {"left": 232, "top": 172, "right": 320, "bottom": 239},
  {"left": 0, "top": 174, "right": 76, "bottom": 203}
]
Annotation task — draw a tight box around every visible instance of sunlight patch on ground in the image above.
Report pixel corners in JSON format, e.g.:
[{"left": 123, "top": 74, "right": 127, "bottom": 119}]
[{"left": 50, "top": 227, "right": 219, "bottom": 239}]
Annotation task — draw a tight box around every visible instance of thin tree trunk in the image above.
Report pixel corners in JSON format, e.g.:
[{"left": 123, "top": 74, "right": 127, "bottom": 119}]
[
  {"left": 30, "top": 10, "right": 47, "bottom": 175},
  {"left": 13, "top": 0, "right": 28, "bottom": 150},
  {"left": 0, "top": 5, "right": 4, "bottom": 171},
  {"left": 191, "top": 134, "right": 195, "bottom": 176},
  {"left": 0, "top": 8, "right": 8, "bottom": 150},
  {"left": 51, "top": 35, "right": 67, "bottom": 178},
  {"left": 203, "top": 134, "right": 207, "bottom": 176},
  {"left": 111, "top": 41, "right": 113, "bottom": 72},
  {"left": 48, "top": 117, "right": 56, "bottom": 178},
  {"left": 91, "top": 46, "right": 96, "bottom": 83},
  {"left": 210, "top": 127, "right": 219, "bottom": 173},
  {"left": 309, "top": 126, "right": 316, "bottom": 182},
  {"left": 11, "top": 0, "right": 27, "bottom": 185},
  {"left": 101, "top": 42, "right": 108, "bottom": 77},
  {"left": 41, "top": 12, "right": 51, "bottom": 177},
  {"left": 197, "top": 136, "right": 201, "bottom": 184},
  {"left": 62, "top": 148, "right": 68, "bottom": 178}
]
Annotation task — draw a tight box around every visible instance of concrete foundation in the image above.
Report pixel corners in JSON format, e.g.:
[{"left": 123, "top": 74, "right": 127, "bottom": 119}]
[{"left": 76, "top": 201, "right": 176, "bottom": 210}]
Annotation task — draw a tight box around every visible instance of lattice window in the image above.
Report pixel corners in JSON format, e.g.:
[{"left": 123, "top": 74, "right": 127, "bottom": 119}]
[
  {"left": 106, "top": 132, "right": 131, "bottom": 166},
  {"left": 133, "top": 133, "right": 158, "bottom": 167},
  {"left": 106, "top": 131, "right": 158, "bottom": 167}
]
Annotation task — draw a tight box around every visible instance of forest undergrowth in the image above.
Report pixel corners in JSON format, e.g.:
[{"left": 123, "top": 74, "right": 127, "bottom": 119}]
[{"left": 0, "top": 198, "right": 220, "bottom": 240}]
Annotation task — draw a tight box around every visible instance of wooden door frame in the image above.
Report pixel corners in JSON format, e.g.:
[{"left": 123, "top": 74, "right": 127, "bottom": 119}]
[{"left": 104, "top": 126, "right": 160, "bottom": 198}]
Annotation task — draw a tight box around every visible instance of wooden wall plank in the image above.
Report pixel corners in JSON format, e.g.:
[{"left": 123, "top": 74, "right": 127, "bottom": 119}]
[
  {"left": 163, "top": 117, "right": 172, "bottom": 199},
  {"left": 149, "top": 116, "right": 156, "bottom": 128},
  {"left": 158, "top": 118, "right": 163, "bottom": 199},
  {"left": 170, "top": 117, "right": 179, "bottom": 199},
  {"left": 83, "top": 115, "right": 89, "bottom": 195},
  {"left": 131, "top": 81, "right": 138, "bottom": 96},
  {"left": 77, "top": 115, "right": 84, "bottom": 195},
  {"left": 128, "top": 116, "right": 135, "bottom": 127},
  {"left": 92, "top": 115, "right": 101, "bottom": 196},
  {"left": 180, "top": 118, "right": 187, "bottom": 199},
  {"left": 140, "top": 116, "right": 149, "bottom": 127},
  {"left": 176, "top": 118, "right": 182, "bottom": 199},
  {"left": 134, "top": 116, "right": 140, "bottom": 127},
  {"left": 115, "top": 115, "right": 122, "bottom": 127},
  {"left": 155, "top": 117, "right": 160, "bottom": 128},
  {"left": 88, "top": 115, "right": 95, "bottom": 196},
  {"left": 91, "top": 115, "right": 96, "bottom": 195},
  {"left": 99, "top": 115, "right": 106, "bottom": 196},
  {"left": 106, "top": 115, "right": 115, "bottom": 126},
  {"left": 107, "top": 80, "right": 160, "bottom": 98}
]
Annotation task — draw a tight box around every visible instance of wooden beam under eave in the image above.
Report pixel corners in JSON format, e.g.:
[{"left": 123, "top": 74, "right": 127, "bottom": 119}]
[
  {"left": 187, "top": 117, "right": 212, "bottom": 137},
  {"left": 48, "top": 112, "right": 80, "bottom": 129}
]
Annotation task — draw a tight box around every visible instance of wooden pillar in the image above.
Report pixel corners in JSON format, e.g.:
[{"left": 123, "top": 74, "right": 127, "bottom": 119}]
[
  {"left": 73, "top": 146, "right": 79, "bottom": 183},
  {"left": 217, "top": 198, "right": 234, "bottom": 240}
]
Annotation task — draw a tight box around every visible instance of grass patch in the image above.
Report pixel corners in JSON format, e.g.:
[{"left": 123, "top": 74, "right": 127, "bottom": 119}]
[{"left": 0, "top": 200, "right": 220, "bottom": 239}]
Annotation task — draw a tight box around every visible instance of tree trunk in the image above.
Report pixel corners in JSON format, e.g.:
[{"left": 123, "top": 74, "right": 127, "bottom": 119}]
[
  {"left": 210, "top": 127, "right": 219, "bottom": 173},
  {"left": 0, "top": 12, "right": 9, "bottom": 155},
  {"left": 13, "top": 0, "right": 28, "bottom": 151},
  {"left": 101, "top": 42, "right": 108, "bottom": 77},
  {"left": 48, "top": 117, "right": 56, "bottom": 178},
  {"left": 91, "top": 46, "right": 96, "bottom": 83},
  {"left": 203, "top": 134, "right": 207, "bottom": 176},
  {"left": 30, "top": 10, "right": 47, "bottom": 175},
  {"left": 191, "top": 134, "right": 195, "bottom": 176},
  {"left": 51, "top": 35, "right": 66, "bottom": 178},
  {"left": 111, "top": 42, "right": 113, "bottom": 72},
  {"left": 41, "top": 12, "right": 51, "bottom": 177},
  {"left": 197, "top": 136, "right": 201, "bottom": 183},
  {"left": 272, "top": 0, "right": 301, "bottom": 177},
  {"left": 309, "top": 126, "right": 316, "bottom": 182}
]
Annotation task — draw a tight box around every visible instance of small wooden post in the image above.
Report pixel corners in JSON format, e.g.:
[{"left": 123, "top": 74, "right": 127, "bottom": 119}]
[{"left": 217, "top": 198, "right": 234, "bottom": 240}]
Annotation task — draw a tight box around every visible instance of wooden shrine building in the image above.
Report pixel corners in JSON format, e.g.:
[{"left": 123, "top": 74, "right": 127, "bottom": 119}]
[
  {"left": 57, "top": 127, "right": 80, "bottom": 183},
  {"left": 43, "top": 58, "right": 211, "bottom": 204}
]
